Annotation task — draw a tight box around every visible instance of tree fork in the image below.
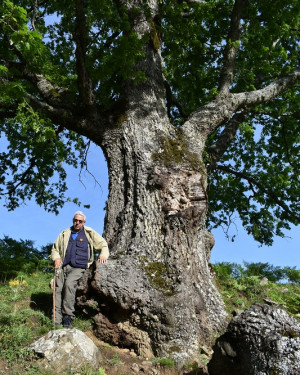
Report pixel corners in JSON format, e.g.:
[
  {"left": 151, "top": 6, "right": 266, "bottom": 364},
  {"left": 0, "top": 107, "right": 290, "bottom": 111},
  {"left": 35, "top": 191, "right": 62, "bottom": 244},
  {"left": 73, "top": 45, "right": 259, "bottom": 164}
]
[{"left": 77, "top": 119, "right": 227, "bottom": 365}]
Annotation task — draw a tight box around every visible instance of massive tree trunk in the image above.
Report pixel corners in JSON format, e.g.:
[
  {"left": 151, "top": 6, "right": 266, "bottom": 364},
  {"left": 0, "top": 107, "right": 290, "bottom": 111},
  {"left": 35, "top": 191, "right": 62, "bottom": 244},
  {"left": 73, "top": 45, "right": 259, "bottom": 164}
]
[
  {"left": 76, "top": 2, "right": 227, "bottom": 365},
  {"left": 94, "top": 93, "right": 227, "bottom": 366},
  {"left": 88, "top": 113, "right": 227, "bottom": 365}
]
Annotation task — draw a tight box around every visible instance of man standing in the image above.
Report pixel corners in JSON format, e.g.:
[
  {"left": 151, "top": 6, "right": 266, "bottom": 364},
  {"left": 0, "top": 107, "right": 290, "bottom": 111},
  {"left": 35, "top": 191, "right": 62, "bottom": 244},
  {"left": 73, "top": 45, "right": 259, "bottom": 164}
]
[{"left": 51, "top": 211, "right": 109, "bottom": 328}]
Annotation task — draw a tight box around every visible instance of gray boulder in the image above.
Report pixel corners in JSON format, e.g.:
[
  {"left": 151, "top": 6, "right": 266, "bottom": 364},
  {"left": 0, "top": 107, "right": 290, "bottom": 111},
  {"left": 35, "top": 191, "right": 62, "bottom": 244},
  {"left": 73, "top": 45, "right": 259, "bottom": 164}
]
[
  {"left": 29, "top": 328, "right": 101, "bottom": 373},
  {"left": 208, "top": 304, "right": 300, "bottom": 375}
]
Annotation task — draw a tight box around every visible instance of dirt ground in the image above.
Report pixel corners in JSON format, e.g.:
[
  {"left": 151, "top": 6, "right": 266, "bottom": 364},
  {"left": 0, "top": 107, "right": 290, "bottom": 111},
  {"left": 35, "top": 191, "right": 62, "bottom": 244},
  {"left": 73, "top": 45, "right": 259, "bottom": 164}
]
[
  {"left": 0, "top": 329, "right": 207, "bottom": 375},
  {"left": 85, "top": 329, "right": 207, "bottom": 375}
]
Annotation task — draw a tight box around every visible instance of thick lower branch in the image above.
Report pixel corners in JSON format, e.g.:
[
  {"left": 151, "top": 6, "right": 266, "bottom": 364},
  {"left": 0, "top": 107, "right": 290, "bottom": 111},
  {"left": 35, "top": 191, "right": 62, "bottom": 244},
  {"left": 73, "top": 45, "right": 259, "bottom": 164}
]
[{"left": 183, "top": 68, "right": 300, "bottom": 140}]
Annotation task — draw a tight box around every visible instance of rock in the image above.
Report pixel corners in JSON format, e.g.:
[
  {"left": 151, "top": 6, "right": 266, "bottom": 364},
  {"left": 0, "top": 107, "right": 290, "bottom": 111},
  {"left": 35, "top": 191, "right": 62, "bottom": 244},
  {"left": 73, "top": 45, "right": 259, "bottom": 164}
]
[
  {"left": 259, "top": 277, "right": 268, "bottom": 286},
  {"left": 131, "top": 363, "right": 140, "bottom": 373},
  {"left": 29, "top": 328, "right": 101, "bottom": 373},
  {"left": 208, "top": 304, "right": 300, "bottom": 375}
]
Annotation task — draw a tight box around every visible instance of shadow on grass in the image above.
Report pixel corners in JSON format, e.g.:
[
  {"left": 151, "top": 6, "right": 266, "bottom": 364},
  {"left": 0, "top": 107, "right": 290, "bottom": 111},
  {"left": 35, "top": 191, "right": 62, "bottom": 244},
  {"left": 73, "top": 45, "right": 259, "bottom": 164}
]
[{"left": 30, "top": 292, "right": 53, "bottom": 318}]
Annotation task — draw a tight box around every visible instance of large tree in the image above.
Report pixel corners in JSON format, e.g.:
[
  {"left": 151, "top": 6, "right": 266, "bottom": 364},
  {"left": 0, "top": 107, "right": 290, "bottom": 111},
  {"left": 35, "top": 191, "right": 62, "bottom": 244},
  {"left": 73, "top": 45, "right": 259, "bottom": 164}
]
[{"left": 0, "top": 0, "right": 299, "bottom": 365}]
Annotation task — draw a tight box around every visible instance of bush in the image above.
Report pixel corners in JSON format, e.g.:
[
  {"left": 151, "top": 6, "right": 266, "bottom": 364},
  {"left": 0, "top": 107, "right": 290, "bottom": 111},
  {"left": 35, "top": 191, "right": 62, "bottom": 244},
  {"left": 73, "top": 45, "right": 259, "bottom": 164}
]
[
  {"left": 284, "top": 267, "right": 300, "bottom": 284},
  {"left": 0, "top": 236, "right": 52, "bottom": 281},
  {"left": 243, "top": 261, "right": 284, "bottom": 282}
]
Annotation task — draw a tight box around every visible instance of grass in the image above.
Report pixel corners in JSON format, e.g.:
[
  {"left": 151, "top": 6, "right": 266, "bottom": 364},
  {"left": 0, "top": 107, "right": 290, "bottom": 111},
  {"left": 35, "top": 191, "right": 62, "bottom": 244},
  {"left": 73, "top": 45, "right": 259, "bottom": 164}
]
[
  {"left": 215, "top": 273, "right": 300, "bottom": 318},
  {"left": 0, "top": 270, "right": 95, "bottom": 374},
  {"left": 107, "top": 353, "right": 124, "bottom": 366},
  {"left": 152, "top": 357, "right": 175, "bottom": 368},
  {"left": 0, "top": 267, "right": 299, "bottom": 374}
]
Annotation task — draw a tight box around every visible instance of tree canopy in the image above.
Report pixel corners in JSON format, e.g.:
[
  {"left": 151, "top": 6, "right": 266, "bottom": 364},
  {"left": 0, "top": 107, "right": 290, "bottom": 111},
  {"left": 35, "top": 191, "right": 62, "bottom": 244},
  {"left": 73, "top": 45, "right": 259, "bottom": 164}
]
[{"left": 0, "top": 0, "right": 299, "bottom": 245}]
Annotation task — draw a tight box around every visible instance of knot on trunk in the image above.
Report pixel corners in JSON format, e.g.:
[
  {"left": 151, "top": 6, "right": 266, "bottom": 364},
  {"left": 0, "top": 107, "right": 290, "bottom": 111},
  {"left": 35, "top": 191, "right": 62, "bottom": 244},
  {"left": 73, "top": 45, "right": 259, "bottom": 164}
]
[{"left": 149, "top": 166, "right": 207, "bottom": 225}]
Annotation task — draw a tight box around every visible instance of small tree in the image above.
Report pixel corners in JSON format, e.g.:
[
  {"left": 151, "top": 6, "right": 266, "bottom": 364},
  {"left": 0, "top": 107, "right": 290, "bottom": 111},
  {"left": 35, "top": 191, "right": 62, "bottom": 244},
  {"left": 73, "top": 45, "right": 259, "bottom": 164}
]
[
  {"left": 0, "top": 236, "right": 51, "bottom": 279},
  {"left": 243, "top": 262, "right": 285, "bottom": 283},
  {"left": 284, "top": 266, "right": 300, "bottom": 284}
]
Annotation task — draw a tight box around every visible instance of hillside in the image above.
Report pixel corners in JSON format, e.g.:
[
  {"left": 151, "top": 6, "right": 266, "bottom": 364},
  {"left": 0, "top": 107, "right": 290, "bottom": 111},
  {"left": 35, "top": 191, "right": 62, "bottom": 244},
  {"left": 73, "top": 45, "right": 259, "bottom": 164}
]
[{"left": 0, "top": 264, "right": 299, "bottom": 374}]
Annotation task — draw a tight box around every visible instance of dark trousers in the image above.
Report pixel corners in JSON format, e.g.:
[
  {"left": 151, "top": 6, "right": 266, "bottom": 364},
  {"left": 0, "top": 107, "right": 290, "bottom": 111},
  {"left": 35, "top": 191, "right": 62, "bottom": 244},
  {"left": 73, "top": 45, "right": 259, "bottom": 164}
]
[{"left": 55, "top": 264, "right": 85, "bottom": 324}]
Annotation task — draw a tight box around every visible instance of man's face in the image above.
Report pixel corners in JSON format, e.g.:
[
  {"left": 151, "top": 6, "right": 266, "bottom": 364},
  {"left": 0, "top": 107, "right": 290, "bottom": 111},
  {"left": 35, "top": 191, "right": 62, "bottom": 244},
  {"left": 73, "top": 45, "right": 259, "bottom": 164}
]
[{"left": 72, "top": 214, "right": 85, "bottom": 232}]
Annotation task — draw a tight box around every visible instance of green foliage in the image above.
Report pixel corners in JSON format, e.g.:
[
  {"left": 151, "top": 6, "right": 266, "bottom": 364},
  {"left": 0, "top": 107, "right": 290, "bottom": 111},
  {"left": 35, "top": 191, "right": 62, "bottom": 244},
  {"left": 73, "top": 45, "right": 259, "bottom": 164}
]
[
  {"left": 0, "top": 272, "right": 53, "bottom": 367},
  {"left": 213, "top": 261, "right": 300, "bottom": 284},
  {"left": 213, "top": 261, "right": 300, "bottom": 317},
  {"left": 0, "top": 267, "right": 105, "bottom": 373},
  {"left": 162, "top": 0, "right": 300, "bottom": 245},
  {"left": 284, "top": 266, "right": 300, "bottom": 284},
  {"left": 243, "top": 262, "right": 285, "bottom": 283},
  {"left": 207, "top": 89, "right": 300, "bottom": 245},
  {"left": 1, "top": 102, "right": 87, "bottom": 213},
  {"left": 107, "top": 353, "right": 124, "bottom": 366},
  {"left": 152, "top": 357, "right": 175, "bottom": 368},
  {"left": 0, "top": 239, "right": 298, "bottom": 373},
  {"left": 0, "top": 235, "right": 52, "bottom": 281},
  {"left": 0, "top": 0, "right": 299, "bottom": 245}
]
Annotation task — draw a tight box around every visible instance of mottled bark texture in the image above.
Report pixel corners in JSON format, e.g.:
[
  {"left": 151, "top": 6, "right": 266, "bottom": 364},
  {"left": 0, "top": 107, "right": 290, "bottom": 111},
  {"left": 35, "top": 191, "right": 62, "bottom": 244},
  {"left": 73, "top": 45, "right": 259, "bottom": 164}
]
[
  {"left": 76, "top": 2, "right": 227, "bottom": 365},
  {"left": 77, "top": 108, "right": 227, "bottom": 364},
  {"left": 72, "top": 1, "right": 299, "bottom": 366},
  {"left": 208, "top": 304, "right": 300, "bottom": 375}
]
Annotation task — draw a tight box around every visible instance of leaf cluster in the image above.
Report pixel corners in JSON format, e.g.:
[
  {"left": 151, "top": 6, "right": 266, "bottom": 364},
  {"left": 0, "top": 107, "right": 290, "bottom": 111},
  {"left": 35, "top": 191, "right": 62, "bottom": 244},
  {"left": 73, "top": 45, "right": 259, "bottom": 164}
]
[
  {"left": 207, "top": 88, "right": 299, "bottom": 245},
  {"left": 161, "top": 0, "right": 299, "bottom": 118},
  {"left": 0, "top": 0, "right": 149, "bottom": 213},
  {"left": 213, "top": 261, "right": 300, "bottom": 284},
  {"left": 158, "top": 1, "right": 300, "bottom": 245},
  {"left": 0, "top": 101, "right": 87, "bottom": 212}
]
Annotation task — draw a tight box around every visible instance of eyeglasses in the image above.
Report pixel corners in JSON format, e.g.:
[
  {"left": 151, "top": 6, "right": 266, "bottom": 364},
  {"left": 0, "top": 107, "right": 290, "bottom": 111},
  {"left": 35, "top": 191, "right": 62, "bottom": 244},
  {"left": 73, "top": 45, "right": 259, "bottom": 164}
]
[{"left": 73, "top": 219, "right": 84, "bottom": 223}]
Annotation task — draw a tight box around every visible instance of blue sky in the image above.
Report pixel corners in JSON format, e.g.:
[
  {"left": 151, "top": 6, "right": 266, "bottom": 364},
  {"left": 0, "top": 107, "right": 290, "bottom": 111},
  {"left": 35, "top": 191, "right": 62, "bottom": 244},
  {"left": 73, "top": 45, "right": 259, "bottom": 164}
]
[{"left": 0, "top": 141, "right": 299, "bottom": 268}]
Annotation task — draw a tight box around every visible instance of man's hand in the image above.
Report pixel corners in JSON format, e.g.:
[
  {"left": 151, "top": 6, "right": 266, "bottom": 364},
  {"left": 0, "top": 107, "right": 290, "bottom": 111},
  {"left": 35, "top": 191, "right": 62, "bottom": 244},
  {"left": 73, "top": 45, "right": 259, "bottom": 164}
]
[
  {"left": 54, "top": 258, "right": 62, "bottom": 269},
  {"left": 97, "top": 256, "right": 107, "bottom": 264}
]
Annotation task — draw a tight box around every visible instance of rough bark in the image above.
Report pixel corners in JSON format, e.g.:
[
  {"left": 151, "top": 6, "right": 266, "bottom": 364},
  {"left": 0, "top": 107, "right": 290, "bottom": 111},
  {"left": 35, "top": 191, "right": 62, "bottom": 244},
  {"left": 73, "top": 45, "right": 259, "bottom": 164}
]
[
  {"left": 76, "top": 79, "right": 227, "bottom": 364},
  {"left": 208, "top": 304, "right": 300, "bottom": 375},
  {"left": 80, "top": 10, "right": 226, "bottom": 362},
  {"left": 72, "top": 1, "right": 299, "bottom": 366}
]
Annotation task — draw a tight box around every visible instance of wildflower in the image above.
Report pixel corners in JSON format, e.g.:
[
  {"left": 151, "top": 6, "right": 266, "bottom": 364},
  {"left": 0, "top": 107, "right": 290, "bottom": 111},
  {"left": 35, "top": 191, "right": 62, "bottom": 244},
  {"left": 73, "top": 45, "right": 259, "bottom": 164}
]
[{"left": 9, "top": 279, "right": 20, "bottom": 288}]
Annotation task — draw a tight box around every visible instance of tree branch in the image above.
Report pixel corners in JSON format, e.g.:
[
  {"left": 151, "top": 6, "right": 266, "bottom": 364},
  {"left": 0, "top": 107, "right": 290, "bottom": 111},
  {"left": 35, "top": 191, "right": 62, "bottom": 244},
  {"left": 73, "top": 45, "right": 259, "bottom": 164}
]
[
  {"left": 207, "top": 111, "right": 246, "bottom": 169},
  {"left": 1, "top": 126, "right": 65, "bottom": 205},
  {"left": 30, "top": 0, "right": 38, "bottom": 31},
  {"left": 73, "top": 0, "right": 95, "bottom": 110},
  {"left": 216, "top": 164, "right": 300, "bottom": 223},
  {"left": 0, "top": 56, "right": 71, "bottom": 109},
  {"left": 1, "top": 156, "right": 36, "bottom": 200},
  {"left": 24, "top": 93, "right": 74, "bottom": 125},
  {"left": 183, "top": 68, "right": 300, "bottom": 141},
  {"left": 218, "top": 0, "right": 247, "bottom": 96},
  {"left": 164, "top": 80, "right": 187, "bottom": 121}
]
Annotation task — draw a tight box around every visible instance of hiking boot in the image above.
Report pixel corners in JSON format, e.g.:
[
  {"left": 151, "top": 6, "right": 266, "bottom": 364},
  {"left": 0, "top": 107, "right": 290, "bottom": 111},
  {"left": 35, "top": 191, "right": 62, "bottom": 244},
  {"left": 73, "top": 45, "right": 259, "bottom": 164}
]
[{"left": 63, "top": 315, "right": 73, "bottom": 328}]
